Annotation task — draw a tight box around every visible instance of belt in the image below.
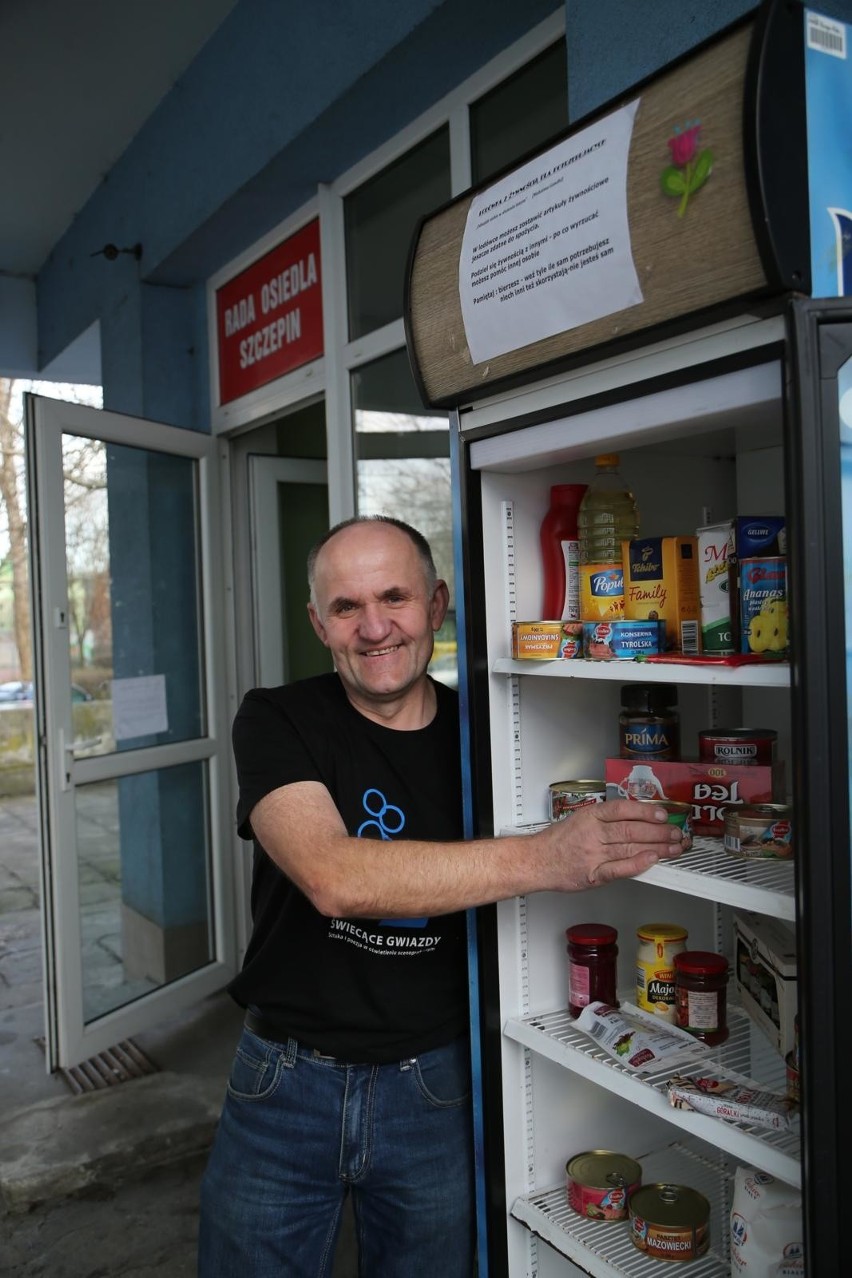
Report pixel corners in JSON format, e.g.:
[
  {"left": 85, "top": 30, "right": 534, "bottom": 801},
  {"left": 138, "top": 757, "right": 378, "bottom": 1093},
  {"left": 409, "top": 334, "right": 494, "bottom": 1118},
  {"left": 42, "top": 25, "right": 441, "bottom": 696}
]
[{"left": 244, "top": 1009, "right": 336, "bottom": 1059}]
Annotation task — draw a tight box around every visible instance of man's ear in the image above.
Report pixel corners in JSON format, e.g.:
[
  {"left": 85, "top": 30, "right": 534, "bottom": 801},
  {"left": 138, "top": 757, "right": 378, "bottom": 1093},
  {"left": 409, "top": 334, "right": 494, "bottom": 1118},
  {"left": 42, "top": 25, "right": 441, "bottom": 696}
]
[
  {"left": 430, "top": 580, "right": 450, "bottom": 632},
  {"left": 307, "top": 602, "right": 330, "bottom": 647}
]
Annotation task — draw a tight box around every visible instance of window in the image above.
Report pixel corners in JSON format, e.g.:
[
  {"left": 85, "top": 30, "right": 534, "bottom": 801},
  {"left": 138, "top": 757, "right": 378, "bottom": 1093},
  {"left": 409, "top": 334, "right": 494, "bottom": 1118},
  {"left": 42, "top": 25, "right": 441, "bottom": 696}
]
[
  {"left": 470, "top": 41, "right": 568, "bottom": 186},
  {"left": 344, "top": 128, "right": 451, "bottom": 341}
]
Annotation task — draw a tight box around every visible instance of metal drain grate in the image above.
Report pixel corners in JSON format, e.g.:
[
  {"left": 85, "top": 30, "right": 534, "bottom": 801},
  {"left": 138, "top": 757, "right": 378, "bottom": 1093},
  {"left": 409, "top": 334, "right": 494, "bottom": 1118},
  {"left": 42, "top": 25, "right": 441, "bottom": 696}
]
[{"left": 36, "top": 1037, "right": 160, "bottom": 1095}]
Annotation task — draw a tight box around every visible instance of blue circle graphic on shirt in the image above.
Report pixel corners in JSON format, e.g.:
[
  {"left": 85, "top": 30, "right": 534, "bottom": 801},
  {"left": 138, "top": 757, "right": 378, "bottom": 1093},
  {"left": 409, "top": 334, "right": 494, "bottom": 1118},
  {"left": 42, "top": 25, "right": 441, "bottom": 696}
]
[{"left": 357, "top": 788, "right": 405, "bottom": 840}]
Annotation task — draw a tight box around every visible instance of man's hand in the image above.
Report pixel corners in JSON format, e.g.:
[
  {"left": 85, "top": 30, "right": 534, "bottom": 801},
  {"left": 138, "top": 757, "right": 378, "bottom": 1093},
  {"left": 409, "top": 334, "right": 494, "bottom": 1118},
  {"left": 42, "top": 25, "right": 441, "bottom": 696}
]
[{"left": 532, "top": 798, "right": 687, "bottom": 892}]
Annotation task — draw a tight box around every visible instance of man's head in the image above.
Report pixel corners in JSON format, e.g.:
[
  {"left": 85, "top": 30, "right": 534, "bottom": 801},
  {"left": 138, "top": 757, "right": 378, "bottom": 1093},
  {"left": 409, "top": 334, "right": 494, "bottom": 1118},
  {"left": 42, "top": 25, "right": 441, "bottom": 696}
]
[{"left": 307, "top": 517, "right": 449, "bottom": 717}]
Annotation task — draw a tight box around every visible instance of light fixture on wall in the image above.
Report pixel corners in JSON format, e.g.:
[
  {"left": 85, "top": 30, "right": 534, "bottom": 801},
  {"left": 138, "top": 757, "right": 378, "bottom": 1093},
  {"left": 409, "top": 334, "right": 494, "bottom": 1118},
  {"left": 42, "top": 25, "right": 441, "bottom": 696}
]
[{"left": 91, "top": 243, "right": 143, "bottom": 261}]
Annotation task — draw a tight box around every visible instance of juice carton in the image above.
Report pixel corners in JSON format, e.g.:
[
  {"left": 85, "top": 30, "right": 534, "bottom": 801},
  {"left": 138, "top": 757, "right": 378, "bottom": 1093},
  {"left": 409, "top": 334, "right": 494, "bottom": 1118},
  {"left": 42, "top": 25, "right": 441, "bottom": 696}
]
[
  {"left": 622, "top": 536, "right": 701, "bottom": 653},
  {"left": 696, "top": 521, "right": 735, "bottom": 654}
]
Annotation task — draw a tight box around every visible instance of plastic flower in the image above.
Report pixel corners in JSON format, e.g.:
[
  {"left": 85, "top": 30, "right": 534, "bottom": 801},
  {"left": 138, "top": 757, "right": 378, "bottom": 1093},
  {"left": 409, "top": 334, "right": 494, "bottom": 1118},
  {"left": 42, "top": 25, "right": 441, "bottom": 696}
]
[{"left": 661, "top": 119, "right": 713, "bottom": 217}]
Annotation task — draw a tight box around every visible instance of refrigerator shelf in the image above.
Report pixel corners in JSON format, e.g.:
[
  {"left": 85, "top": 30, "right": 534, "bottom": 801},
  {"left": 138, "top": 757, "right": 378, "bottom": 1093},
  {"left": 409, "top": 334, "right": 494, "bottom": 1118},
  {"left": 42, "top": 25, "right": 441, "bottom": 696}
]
[
  {"left": 511, "top": 1140, "right": 732, "bottom": 1278},
  {"left": 501, "top": 830, "right": 796, "bottom": 921},
  {"left": 504, "top": 1004, "right": 800, "bottom": 1187},
  {"left": 492, "top": 657, "right": 790, "bottom": 687}
]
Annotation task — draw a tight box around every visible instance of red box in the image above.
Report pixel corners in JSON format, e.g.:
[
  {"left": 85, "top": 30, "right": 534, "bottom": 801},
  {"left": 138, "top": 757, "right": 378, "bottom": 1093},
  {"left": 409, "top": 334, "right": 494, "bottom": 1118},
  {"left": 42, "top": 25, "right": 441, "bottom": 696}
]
[{"left": 604, "top": 759, "right": 784, "bottom": 835}]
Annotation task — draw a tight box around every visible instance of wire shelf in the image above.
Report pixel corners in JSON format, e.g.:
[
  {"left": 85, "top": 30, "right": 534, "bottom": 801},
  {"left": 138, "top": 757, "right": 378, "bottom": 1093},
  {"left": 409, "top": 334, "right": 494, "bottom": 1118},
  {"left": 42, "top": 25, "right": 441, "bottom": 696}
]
[{"left": 504, "top": 1002, "right": 800, "bottom": 1187}]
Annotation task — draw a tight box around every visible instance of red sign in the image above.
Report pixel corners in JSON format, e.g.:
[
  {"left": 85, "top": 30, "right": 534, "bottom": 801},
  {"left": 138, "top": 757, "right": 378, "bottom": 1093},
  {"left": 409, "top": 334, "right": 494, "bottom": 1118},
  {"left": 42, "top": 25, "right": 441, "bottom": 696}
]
[{"left": 216, "top": 219, "right": 323, "bottom": 404}]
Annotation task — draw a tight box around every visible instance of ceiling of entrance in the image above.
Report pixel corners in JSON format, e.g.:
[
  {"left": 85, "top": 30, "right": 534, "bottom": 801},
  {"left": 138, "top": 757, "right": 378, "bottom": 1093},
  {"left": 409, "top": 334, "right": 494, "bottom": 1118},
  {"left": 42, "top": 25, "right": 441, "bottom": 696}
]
[{"left": 0, "top": 0, "right": 239, "bottom": 279}]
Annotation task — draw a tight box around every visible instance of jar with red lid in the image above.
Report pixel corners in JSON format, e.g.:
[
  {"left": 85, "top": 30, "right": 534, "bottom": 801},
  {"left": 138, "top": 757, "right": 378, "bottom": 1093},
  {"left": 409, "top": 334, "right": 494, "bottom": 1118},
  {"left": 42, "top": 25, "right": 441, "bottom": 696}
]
[
  {"left": 566, "top": 924, "right": 618, "bottom": 1018},
  {"left": 674, "top": 951, "right": 729, "bottom": 1045}
]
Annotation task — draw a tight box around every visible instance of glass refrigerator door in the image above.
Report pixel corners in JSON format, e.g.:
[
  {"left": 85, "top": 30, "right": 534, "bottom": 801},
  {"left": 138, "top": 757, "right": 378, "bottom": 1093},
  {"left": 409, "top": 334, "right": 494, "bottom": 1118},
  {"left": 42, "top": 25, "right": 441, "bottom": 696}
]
[{"left": 787, "top": 297, "right": 852, "bottom": 1277}]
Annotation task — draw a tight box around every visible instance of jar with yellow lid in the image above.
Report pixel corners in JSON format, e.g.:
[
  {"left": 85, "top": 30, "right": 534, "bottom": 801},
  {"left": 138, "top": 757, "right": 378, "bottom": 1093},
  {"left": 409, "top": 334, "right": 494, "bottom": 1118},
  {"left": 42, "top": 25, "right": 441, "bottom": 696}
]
[{"left": 635, "top": 923, "right": 688, "bottom": 1022}]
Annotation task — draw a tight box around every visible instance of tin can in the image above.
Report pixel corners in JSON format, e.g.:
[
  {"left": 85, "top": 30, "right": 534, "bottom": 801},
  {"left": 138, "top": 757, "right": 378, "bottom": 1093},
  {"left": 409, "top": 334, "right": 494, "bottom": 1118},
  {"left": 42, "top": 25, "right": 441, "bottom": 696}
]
[
  {"left": 582, "top": 619, "right": 665, "bottom": 661},
  {"left": 566, "top": 1150, "right": 642, "bottom": 1221},
  {"left": 629, "top": 1183, "right": 710, "bottom": 1261},
  {"left": 723, "top": 803, "right": 793, "bottom": 859},
  {"left": 633, "top": 798, "right": 693, "bottom": 847},
  {"left": 739, "top": 556, "right": 788, "bottom": 656},
  {"left": 635, "top": 923, "right": 688, "bottom": 1022},
  {"left": 512, "top": 620, "right": 583, "bottom": 659},
  {"left": 550, "top": 780, "right": 606, "bottom": 822},
  {"left": 698, "top": 727, "right": 777, "bottom": 766}
]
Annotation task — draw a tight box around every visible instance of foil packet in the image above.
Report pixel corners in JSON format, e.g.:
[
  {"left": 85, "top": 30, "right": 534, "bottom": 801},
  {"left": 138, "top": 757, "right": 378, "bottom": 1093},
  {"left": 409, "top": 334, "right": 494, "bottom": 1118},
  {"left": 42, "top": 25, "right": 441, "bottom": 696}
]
[
  {"left": 575, "top": 1001, "right": 708, "bottom": 1072},
  {"left": 666, "top": 1073, "right": 797, "bottom": 1130}
]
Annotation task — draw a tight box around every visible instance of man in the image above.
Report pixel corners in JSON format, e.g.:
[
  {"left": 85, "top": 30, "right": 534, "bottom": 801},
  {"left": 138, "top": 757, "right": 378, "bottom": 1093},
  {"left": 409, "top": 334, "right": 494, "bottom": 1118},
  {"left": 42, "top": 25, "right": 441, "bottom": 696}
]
[{"left": 198, "top": 516, "right": 685, "bottom": 1278}]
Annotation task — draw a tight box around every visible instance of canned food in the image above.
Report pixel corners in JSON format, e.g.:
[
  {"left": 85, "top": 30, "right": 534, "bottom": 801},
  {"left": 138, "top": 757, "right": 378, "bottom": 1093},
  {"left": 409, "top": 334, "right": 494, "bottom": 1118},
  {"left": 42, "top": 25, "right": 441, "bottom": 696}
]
[
  {"left": 566, "top": 1150, "right": 642, "bottom": 1221},
  {"left": 634, "top": 798, "right": 693, "bottom": 846},
  {"left": 698, "top": 727, "right": 777, "bottom": 766},
  {"left": 583, "top": 619, "right": 665, "bottom": 660},
  {"left": 635, "top": 924, "right": 688, "bottom": 1023},
  {"left": 723, "top": 803, "right": 793, "bottom": 859},
  {"left": 512, "top": 620, "right": 583, "bottom": 659},
  {"left": 550, "top": 780, "right": 607, "bottom": 822},
  {"left": 629, "top": 1183, "right": 710, "bottom": 1261}
]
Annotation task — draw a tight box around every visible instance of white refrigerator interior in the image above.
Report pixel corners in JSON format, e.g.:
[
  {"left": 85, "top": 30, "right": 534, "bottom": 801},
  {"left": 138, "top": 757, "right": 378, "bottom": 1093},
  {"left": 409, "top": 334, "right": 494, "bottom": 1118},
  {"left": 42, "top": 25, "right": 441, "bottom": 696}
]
[{"left": 463, "top": 315, "right": 799, "bottom": 1277}]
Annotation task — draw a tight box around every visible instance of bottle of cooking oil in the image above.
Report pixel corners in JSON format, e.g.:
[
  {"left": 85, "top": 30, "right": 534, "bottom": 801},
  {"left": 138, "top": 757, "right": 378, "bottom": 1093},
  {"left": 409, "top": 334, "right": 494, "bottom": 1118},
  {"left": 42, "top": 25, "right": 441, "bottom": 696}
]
[{"left": 578, "top": 454, "right": 639, "bottom": 621}]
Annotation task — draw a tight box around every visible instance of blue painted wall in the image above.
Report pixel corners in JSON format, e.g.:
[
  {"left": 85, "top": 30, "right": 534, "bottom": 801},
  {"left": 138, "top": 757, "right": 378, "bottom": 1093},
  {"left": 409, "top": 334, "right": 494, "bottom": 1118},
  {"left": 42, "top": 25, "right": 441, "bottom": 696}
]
[{"left": 35, "top": 0, "right": 852, "bottom": 430}]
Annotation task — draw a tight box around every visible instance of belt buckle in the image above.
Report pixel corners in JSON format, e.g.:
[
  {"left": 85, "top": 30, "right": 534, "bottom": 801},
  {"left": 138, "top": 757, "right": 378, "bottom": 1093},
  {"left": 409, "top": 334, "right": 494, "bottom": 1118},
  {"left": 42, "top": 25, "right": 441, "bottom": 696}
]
[{"left": 312, "top": 1047, "right": 336, "bottom": 1061}]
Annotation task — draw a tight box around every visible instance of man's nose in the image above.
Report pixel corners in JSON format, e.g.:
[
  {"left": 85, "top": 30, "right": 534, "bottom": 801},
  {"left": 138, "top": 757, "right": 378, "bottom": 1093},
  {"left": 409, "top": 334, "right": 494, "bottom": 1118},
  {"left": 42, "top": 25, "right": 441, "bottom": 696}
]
[{"left": 359, "top": 602, "right": 392, "bottom": 638}]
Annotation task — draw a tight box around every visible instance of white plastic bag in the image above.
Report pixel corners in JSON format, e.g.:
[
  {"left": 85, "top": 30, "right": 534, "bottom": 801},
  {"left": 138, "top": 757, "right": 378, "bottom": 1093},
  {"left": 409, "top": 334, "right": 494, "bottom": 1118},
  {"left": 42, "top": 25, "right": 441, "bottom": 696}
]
[{"left": 730, "top": 1165, "right": 805, "bottom": 1275}]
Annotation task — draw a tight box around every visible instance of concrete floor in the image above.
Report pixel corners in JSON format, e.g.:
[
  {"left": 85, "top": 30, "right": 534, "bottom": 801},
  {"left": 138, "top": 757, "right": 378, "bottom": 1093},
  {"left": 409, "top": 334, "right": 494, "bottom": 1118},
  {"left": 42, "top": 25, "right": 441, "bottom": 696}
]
[{"left": 0, "top": 792, "right": 357, "bottom": 1276}]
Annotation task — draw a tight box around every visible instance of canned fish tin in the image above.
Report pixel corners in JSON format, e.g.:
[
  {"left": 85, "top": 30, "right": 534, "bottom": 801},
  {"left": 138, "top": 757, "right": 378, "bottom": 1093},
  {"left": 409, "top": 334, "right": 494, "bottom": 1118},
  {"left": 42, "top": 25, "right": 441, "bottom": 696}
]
[
  {"left": 550, "top": 780, "right": 607, "bottom": 822},
  {"left": 723, "top": 803, "right": 793, "bottom": 859},
  {"left": 698, "top": 727, "right": 777, "bottom": 766},
  {"left": 634, "top": 798, "right": 693, "bottom": 846},
  {"left": 566, "top": 1150, "right": 642, "bottom": 1221},
  {"left": 635, "top": 924, "right": 688, "bottom": 1022},
  {"left": 512, "top": 620, "right": 583, "bottom": 659},
  {"left": 583, "top": 619, "right": 665, "bottom": 660},
  {"left": 629, "top": 1183, "right": 710, "bottom": 1261}
]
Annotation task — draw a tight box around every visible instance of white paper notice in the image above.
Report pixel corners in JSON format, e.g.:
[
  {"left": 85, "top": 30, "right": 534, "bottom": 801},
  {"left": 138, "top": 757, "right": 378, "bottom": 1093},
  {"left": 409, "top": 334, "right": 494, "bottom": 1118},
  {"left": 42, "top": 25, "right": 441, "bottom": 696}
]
[
  {"left": 112, "top": 675, "right": 169, "bottom": 741},
  {"left": 459, "top": 100, "right": 643, "bottom": 364}
]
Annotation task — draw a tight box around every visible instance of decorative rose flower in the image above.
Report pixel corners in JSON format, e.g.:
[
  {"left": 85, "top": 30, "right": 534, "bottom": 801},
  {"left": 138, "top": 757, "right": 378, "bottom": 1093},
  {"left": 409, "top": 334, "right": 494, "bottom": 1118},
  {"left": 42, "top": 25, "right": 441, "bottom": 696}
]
[{"left": 667, "top": 124, "right": 702, "bottom": 168}]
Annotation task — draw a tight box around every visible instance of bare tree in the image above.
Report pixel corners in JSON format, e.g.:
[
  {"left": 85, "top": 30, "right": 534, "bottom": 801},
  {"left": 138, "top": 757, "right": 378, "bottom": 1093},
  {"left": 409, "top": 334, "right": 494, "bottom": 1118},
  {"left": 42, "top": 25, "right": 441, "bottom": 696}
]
[{"left": 0, "top": 379, "right": 32, "bottom": 679}]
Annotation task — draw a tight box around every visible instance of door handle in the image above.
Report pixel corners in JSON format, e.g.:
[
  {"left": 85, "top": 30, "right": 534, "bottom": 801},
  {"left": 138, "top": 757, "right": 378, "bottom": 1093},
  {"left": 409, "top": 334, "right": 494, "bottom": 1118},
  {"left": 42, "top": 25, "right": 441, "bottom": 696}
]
[{"left": 58, "top": 729, "right": 103, "bottom": 790}]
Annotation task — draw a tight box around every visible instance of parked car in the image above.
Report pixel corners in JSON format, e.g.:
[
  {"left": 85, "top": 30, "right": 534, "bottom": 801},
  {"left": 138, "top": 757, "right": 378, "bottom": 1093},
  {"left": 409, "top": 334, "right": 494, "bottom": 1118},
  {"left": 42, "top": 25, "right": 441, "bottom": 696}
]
[{"left": 0, "top": 680, "right": 92, "bottom": 704}]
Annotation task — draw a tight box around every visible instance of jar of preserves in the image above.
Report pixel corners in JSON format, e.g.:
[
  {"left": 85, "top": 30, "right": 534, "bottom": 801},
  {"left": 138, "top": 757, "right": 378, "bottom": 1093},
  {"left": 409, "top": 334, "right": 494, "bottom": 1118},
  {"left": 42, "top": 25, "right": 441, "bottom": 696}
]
[
  {"left": 674, "top": 951, "right": 729, "bottom": 1045},
  {"left": 566, "top": 924, "right": 618, "bottom": 1018},
  {"left": 635, "top": 924, "right": 688, "bottom": 1022}
]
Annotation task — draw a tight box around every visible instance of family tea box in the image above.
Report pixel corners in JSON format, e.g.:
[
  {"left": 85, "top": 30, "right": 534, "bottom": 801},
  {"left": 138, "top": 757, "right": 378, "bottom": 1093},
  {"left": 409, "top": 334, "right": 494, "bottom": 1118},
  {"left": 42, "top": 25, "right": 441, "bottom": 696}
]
[{"left": 622, "top": 536, "right": 701, "bottom": 653}]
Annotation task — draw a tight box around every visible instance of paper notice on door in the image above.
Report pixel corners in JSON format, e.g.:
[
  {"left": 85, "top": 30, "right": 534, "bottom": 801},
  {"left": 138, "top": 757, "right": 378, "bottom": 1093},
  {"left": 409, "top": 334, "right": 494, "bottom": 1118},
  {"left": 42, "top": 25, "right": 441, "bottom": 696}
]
[
  {"left": 111, "top": 674, "right": 168, "bottom": 740},
  {"left": 459, "top": 100, "right": 643, "bottom": 364}
]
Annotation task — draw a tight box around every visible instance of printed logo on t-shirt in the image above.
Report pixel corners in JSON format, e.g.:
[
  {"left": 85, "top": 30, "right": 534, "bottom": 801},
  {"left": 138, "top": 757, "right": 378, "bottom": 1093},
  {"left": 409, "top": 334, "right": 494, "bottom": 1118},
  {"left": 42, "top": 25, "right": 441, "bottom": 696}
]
[{"left": 326, "top": 786, "right": 438, "bottom": 953}]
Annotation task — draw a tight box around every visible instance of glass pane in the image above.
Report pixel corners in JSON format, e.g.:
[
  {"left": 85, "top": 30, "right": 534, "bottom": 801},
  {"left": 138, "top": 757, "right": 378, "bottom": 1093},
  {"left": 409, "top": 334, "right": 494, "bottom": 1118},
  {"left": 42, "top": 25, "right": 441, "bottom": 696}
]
[
  {"left": 62, "top": 434, "right": 205, "bottom": 757},
  {"left": 345, "top": 127, "right": 451, "bottom": 340},
  {"left": 470, "top": 42, "right": 568, "bottom": 186},
  {"left": 351, "top": 349, "right": 456, "bottom": 686},
  {"left": 839, "top": 356, "right": 852, "bottom": 824},
  {"left": 76, "top": 762, "right": 212, "bottom": 1023}
]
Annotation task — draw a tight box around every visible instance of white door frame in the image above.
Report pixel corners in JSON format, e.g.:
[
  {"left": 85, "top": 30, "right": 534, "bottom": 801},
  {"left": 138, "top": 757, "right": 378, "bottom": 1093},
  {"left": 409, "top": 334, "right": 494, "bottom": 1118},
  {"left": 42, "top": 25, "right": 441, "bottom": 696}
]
[{"left": 26, "top": 393, "right": 235, "bottom": 1069}]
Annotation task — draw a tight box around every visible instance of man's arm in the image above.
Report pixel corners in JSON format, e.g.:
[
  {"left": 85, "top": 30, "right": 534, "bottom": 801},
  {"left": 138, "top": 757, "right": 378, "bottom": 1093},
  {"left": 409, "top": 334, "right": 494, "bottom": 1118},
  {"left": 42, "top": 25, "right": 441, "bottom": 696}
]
[{"left": 249, "top": 782, "right": 686, "bottom": 918}]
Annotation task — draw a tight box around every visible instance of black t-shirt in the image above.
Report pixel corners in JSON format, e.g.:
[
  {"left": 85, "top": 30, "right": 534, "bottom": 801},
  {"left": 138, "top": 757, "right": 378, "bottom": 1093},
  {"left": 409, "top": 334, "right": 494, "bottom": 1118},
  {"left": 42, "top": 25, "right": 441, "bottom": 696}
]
[{"left": 228, "top": 673, "right": 468, "bottom": 1062}]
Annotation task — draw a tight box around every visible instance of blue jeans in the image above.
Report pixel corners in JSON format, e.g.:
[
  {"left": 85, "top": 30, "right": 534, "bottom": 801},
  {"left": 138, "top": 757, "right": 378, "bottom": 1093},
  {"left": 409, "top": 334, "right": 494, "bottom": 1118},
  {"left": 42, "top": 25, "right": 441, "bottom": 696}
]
[{"left": 198, "top": 1026, "right": 475, "bottom": 1277}]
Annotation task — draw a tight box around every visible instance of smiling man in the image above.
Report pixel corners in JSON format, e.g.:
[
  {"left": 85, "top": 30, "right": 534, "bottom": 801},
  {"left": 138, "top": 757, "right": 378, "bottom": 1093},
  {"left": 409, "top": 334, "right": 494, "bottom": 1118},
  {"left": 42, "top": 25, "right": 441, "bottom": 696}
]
[{"left": 198, "top": 516, "right": 686, "bottom": 1278}]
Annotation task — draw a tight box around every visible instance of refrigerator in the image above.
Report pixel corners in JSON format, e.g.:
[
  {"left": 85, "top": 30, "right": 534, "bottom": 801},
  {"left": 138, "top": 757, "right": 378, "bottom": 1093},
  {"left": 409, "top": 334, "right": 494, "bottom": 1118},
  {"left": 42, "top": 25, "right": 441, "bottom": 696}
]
[{"left": 404, "top": 2, "right": 852, "bottom": 1274}]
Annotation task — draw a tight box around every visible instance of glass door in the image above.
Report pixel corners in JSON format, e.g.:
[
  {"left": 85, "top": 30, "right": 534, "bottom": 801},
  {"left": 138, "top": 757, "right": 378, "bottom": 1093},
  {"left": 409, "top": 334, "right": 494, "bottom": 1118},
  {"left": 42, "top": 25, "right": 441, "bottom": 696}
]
[{"left": 25, "top": 394, "right": 234, "bottom": 1070}]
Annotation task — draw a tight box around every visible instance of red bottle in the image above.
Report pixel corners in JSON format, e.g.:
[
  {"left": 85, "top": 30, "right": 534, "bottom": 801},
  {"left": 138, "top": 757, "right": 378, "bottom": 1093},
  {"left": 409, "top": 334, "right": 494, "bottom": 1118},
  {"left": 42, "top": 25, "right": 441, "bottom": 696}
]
[{"left": 540, "top": 484, "right": 587, "bottom": 620}]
